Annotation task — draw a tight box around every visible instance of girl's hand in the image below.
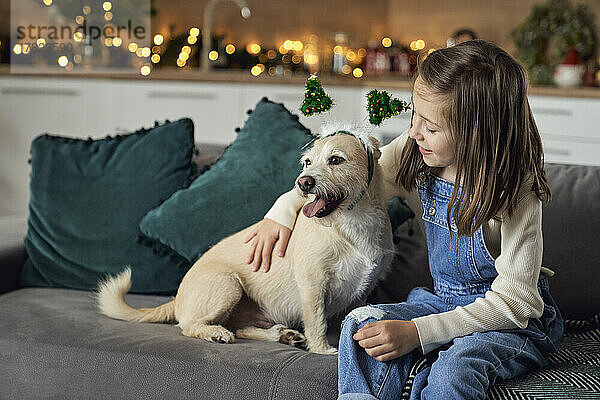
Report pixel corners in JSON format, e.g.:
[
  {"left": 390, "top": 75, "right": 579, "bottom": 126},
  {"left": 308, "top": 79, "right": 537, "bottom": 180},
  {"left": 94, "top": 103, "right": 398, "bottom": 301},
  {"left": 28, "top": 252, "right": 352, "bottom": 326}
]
[
  {"left": 353, "top": 320, "right": 420, "bottom": 362},
  {"left": 244, "top": 218, "right": 292, "bottom": 272}
]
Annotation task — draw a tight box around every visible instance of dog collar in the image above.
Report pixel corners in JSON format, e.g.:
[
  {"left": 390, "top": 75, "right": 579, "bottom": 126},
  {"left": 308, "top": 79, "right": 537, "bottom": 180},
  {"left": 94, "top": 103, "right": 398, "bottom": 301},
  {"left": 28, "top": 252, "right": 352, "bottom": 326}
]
[{"left": 332, "top": 130, "right": 374, "bottom": 210}]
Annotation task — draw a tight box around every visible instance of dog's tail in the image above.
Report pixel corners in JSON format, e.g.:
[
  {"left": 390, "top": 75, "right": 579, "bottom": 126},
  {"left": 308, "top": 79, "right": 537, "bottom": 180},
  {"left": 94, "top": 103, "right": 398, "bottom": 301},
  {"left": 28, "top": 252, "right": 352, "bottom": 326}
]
[{"left": 96, "top": 268, "right": 175, "bottom": 323}]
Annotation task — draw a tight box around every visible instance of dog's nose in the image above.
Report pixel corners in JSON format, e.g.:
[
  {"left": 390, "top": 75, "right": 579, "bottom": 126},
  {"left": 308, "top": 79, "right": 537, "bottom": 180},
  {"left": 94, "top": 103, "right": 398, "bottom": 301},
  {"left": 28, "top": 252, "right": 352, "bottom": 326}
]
[{"left": 297, "top": 176, "right": 315, "bottom": 193}]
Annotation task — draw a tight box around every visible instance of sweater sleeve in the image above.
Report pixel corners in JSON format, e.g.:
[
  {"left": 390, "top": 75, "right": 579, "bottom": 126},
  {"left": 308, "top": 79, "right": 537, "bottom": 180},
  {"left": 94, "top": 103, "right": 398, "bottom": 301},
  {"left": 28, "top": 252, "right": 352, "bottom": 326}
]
[
  {"left": 411, "top": 186, "right": 545, "bottom": 354},
  {"left": 264, "top": 188, "right": 306, "bottom": 230}
]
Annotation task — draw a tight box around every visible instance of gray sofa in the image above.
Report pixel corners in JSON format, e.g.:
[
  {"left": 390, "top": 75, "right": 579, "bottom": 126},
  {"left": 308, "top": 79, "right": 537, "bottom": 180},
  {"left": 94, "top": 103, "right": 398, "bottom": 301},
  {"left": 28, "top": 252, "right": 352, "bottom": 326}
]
[{"left": 1, "top": 144, "right": 599, "bottom": 399}]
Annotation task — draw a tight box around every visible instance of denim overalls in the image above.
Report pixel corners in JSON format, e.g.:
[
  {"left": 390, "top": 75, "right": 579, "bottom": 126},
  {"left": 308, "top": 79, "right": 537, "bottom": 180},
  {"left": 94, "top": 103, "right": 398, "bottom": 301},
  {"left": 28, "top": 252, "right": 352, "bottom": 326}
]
[{"left": 337, "top": 172, "right": 563, "bottom": 400}]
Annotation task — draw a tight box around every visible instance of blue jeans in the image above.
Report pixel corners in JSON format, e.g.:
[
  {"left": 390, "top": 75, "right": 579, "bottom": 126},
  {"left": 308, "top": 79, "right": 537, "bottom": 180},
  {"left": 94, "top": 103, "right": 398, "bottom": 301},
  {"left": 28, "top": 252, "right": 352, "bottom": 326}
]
[{"left": 337, "top": 279, "right": 562, "bottom": 400}]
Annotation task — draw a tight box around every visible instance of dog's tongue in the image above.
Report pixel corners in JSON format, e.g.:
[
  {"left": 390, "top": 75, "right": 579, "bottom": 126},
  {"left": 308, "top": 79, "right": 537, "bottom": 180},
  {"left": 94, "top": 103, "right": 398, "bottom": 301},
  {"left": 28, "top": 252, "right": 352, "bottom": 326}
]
[{"left": 303, "top": 197, "right": 327, "bottom": 218}]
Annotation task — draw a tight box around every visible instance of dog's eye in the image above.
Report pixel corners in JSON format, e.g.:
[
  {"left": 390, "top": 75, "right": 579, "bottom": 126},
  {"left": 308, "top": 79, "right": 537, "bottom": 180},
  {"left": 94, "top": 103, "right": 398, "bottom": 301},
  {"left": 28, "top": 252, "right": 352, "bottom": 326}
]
[
  {"left": 328, "top": 156, "right": 344, "bottom": 165},
  {"left": 304, "top": 159, "right": 311, "bottom": 167}
]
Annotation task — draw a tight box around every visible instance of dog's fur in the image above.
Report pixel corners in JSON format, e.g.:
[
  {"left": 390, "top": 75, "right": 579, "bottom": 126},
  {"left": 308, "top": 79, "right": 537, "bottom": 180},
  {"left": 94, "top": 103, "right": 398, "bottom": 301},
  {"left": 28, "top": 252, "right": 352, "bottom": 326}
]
[{"left": 97, "top": 130, "right": 394, "bottom": 354}]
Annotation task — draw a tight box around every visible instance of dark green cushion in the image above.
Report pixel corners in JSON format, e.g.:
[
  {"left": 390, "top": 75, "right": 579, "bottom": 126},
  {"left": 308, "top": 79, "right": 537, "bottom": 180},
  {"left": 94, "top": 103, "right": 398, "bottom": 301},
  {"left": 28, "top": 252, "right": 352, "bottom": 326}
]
[
  {"left": 139, "top": 98, "right": 315, "bottom": 263},
  {"left": 21, "top": 118, "right": 196, "bottom": 293}
]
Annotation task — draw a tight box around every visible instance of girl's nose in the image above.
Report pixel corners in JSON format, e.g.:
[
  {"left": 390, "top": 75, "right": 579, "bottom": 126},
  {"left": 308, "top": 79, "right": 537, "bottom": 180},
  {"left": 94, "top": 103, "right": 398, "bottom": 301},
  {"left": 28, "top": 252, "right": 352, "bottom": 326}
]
[{"left": 408, "top": 124, "right": 423, "bottom": 141}]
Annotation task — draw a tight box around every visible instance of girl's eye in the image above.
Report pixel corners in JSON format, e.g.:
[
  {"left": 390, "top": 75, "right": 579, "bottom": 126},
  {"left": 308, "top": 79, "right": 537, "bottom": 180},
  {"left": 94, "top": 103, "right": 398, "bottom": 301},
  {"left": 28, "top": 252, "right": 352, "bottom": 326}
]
[
  {"left": 426, "top": 127, "right": 437, "bottom": 133},
  {"left": 304, "top": 159, "right": 311, "bottom": 167},
  {"left": 328, "top": 156, "right": 344, "bottom": 165}
]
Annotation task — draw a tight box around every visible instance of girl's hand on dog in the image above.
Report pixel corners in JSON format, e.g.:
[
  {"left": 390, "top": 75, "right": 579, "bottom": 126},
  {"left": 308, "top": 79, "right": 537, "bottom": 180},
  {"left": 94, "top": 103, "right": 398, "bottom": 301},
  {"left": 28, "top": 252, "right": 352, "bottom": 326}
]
[
  {"left": 244, "top": 218, "right": 292, "bottom": 272},
  {"left": 353, "top": 320, "right": 420, "bottom": 362}
]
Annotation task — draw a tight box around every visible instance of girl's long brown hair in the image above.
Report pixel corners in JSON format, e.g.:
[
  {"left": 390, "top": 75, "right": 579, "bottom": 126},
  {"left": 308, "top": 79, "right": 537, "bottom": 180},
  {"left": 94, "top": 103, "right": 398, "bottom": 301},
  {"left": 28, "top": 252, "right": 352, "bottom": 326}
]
[{"left": 397, "top": 39, "right": 551, "bottom": 237}]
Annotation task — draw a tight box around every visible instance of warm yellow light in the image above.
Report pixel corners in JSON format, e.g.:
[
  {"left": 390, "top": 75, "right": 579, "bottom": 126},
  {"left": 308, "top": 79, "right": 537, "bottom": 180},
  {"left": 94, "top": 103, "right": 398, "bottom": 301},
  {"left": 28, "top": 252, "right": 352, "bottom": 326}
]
[
  {"left": 104, "top": 12, "right": 113, "bottom": 21},
  {"left": 333, "top": 45, "right": 343, "bottom": 55},
  {"left": 428, "top": 48, "right": 436, "bottom": 54},
  {"left": 74, "top": 32, "right": 84, "bottom": 42},
  {"left": 83, "top": 5, "right": 91, "bottom": 14},
  {"left": 357, "top": 48, "right": 367, "bottom": 57},
  {"left": 283, "top": 40, "right": 294, "bottom": 51},
  {"left": 410, "top": 41, "right": 418, "bottom": 51},
  {"left": 179, "top": 52, "right": 189, "bottom": 61},
  {"left": 278, "top": 45, "right": 287, "bottom": 54},
  {"left": 382, "top": 37, "right": 392, "bottom": 47},
  {"left": 36, "top": 38, "right": 46, "bottom": 47},
  {"left": 293, "top": 41, "right": 303, "bottom": 51},
  {"left": 346, "top": 50, "right": 356, "bottom": 62},
  {"left": 416, "top": 39, "right": 425, "bottom": 50},
  {"left": 58, "top": 56, "right": 68, "bottom": 67},
  {"left": 128, "top": 42, "right": 138, "bottom": 52},
  {"left": 104, "top": 38, "right": 113, "bottom": 46},
  {"left": 13, "top": 44, "right": 22, "bottom": 55},
  {"left": 225, "top": 44, "right": 235, "bottom": 54},
  {"left": 65, "top": 62, "right": 73, "bottom": 71},
  {"left": 43, "top": 0, "right": 52, "bottom": 5},
  {"left": 304, "top": 53, "right": 318, "bottom": 65},
  {"left": 291, "top": 54, "right": 302, "bottom": 64},
  {"left": 75, "top": 15, "right": 84, "bottom": 24},
  {"left": 208, "top": 50, "right": 219, "bottom": 61},
  {"left": 151, "top": 54, "right": 160, "bottom": 63},
  {"left": 187, "top": 36, "right": 197, "bottom": 44},
  {"left": 247, "top": 43, "right": 261, "bottom": 54},
  {"left": 189, "top": 27, "right": 200, "bottom": 37},
  {"left": 102, "top": 2, "right": 112, "bottom": 11},
  {"left": 153, "top": 34, "right": 164, "bottom": 45},
  {"left": 341, "top": 65, "right": 352, "bottom": 74},
  {"left": 22, "top": 44, "right": 30, "bottom": 54},
  {"left": 352, "top": 68, "right": 363, "bottom": 78},
  {"left": 74, "top": 54, "right": 82, "bottom": 63},
  {"left": 176, "top": 58, "right": 186, "bottom": 67},
  {"left": 182, "top": 45, "right": 191, "bottom": 54},
  {"left": 112, "top": 37, "right": 122, "bottom": 47},
  {"left": 267, "top": 49, "right": 276, "bottom": 59},
  {"left": 250, "top": 64, "right": 263, "bottom": 76},
  {"left": 140, "top": 47, "right": 150, "bottom": 57},
  {"left": 135, "top": 48, "right": 143, "bottom": 57},
  {"left": 140, "top": 65, "right": 151, "bottom": 76}
]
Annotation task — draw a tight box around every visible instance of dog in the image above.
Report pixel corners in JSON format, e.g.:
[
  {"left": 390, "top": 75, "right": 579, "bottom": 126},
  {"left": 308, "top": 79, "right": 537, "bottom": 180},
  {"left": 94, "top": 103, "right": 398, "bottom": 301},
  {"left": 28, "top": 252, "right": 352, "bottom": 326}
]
[{"left": 97, "top": 126, "right": 395, "bottom": 354}]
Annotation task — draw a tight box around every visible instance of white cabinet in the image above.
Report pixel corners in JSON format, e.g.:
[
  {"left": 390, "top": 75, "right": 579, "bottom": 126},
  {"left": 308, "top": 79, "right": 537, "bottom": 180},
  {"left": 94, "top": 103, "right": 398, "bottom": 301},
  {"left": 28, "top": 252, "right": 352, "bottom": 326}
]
[{"left": 529, "top": 95, "right": 600, "bottom": 166}]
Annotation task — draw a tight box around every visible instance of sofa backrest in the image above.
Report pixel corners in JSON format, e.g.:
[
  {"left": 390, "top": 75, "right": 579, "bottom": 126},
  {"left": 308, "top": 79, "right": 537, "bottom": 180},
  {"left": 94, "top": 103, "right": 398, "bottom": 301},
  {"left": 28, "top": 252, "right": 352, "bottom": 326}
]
[{"left": 542, "top": 163, "right": 600, "bottom": 320}]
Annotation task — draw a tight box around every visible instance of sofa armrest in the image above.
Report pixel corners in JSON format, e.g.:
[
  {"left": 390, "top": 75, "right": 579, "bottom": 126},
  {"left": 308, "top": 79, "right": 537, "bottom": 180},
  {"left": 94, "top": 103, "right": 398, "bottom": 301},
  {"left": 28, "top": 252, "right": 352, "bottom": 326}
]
[{"left": 0, "top": 216, "right": 28, "bottom": 294}]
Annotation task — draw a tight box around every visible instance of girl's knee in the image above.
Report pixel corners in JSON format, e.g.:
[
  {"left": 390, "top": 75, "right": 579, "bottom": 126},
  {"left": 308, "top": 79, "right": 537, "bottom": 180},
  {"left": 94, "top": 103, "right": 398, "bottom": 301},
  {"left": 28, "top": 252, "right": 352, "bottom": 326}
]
[{"left": 342, "top": 306, "right": 385, "bottom": 330}]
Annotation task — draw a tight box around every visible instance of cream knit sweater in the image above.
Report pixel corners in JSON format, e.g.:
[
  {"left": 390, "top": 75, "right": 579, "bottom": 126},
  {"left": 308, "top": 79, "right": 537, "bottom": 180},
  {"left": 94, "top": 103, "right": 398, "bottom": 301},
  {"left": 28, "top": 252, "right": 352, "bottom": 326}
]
[{"left": 265, "top": 132, "right": 553, "bottom": 354}]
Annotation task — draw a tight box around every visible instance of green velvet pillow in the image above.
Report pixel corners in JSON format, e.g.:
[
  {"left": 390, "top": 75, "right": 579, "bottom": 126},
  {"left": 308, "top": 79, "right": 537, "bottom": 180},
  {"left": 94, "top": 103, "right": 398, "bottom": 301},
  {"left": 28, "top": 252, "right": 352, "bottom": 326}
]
[
  {"left": 138, "top": 98, "right": 315, "bottom": 263},
  {"left": 21, "top": 118, "right": 196, "bottom": 293}
]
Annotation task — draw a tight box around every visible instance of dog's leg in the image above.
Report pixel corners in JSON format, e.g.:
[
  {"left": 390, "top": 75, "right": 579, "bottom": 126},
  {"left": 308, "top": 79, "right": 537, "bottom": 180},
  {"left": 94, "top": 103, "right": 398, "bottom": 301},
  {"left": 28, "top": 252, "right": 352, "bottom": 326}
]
[
  {"left": 177, "top": 271, "right": 242, "bottom": 344},
  {"left": 297, "top": 284, "right": 338, "bottom": 355},
  {"left": 235, "top": 325, "right": 307, "bottom": 348}
]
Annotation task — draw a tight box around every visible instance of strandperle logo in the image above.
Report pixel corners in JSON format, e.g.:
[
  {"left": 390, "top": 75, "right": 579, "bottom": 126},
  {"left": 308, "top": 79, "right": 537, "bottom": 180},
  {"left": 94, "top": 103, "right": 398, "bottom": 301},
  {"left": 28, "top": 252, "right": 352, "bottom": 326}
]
[{"left": 11, "top": 0, "right": 151, "bottom": 74}]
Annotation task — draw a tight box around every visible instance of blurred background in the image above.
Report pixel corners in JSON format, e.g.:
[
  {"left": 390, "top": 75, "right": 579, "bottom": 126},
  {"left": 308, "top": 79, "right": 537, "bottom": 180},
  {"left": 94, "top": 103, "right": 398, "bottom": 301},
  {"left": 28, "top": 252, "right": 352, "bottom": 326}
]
[{"left": 0, "top": 0, "right": 599, "bottom": 217}]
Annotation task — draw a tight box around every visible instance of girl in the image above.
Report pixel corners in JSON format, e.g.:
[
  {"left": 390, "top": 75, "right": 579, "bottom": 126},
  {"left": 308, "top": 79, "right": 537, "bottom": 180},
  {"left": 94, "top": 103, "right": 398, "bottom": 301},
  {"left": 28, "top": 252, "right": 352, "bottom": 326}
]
[{"left": 244, "top": 39, "right": 563, "bottom": 399}]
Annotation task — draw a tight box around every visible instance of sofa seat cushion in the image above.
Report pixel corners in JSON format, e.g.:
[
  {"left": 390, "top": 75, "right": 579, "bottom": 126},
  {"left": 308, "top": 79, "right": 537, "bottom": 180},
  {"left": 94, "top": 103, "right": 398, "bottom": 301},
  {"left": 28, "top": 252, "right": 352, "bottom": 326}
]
[{"left": 0, "top": 288, "right": 337, "bottom": 400}]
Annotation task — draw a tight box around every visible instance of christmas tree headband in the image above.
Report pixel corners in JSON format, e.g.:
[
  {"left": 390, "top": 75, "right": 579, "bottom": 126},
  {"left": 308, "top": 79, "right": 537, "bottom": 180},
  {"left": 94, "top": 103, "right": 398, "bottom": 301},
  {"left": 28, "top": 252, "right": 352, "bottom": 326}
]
[{"left": 299, "top": 73, "right": 410, "bottom": 211}]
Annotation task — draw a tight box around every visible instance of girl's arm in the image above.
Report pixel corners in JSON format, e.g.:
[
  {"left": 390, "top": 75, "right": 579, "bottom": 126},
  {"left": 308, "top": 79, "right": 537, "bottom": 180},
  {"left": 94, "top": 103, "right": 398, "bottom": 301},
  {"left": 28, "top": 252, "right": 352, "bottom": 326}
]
[{"left": 411, "top": 186, "right": 545, "bottom": 354}]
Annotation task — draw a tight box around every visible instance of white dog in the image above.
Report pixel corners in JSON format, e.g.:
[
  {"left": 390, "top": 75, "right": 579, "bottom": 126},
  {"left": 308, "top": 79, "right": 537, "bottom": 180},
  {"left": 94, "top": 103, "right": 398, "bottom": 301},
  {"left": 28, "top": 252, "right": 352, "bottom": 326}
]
[{"left": 97, "top": 125, "right": 394, "bottom": 354}]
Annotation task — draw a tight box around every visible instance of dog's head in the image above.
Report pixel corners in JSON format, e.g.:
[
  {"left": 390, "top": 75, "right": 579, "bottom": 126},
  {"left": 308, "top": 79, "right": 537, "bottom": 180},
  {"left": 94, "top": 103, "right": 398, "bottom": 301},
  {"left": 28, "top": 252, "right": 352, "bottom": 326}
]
[{"left": 297, "top": 128, "right": 381, "bottom": 219}]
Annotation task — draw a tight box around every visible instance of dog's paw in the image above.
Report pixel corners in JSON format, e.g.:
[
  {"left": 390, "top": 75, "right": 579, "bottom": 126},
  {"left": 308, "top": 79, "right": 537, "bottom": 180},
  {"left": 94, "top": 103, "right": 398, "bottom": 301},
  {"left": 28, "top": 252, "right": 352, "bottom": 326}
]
[
  {"left": 277, "top": 327, "right": 307, "bottom": 348},
  {"left": 205, "top": 326, "right": 235, "bottom": 343}
]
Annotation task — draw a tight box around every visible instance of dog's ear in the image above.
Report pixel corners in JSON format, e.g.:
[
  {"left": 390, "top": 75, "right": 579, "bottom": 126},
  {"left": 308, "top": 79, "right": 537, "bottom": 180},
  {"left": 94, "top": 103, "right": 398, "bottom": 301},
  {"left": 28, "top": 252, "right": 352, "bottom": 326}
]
[{"left": 368, "top": 136, "right": 382, "bottom": 161}]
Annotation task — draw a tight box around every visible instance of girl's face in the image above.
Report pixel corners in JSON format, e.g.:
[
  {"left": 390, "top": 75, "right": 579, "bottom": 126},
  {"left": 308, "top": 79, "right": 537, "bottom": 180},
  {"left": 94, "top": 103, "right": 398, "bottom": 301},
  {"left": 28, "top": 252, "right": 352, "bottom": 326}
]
[{"left": 408, "top": 76, "right": 457, "bottom": 181}]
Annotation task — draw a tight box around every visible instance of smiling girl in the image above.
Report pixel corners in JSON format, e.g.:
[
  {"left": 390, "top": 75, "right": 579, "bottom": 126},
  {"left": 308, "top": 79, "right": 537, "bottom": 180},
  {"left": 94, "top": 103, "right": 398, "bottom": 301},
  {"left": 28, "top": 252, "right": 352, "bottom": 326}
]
[{"left": 245, "top": 39, "right": 563, "bottom": 399}]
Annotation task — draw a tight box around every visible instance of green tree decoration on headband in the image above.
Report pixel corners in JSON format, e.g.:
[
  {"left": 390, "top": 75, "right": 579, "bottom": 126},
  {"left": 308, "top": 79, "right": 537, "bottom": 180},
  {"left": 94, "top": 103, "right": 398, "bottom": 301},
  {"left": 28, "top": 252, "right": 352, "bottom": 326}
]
[
  {"left": 300, "top": 74, "right": 334, "bottom": 116},
  {"left": 367, "top": 90, "right": 410, "bottom": 126}
]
